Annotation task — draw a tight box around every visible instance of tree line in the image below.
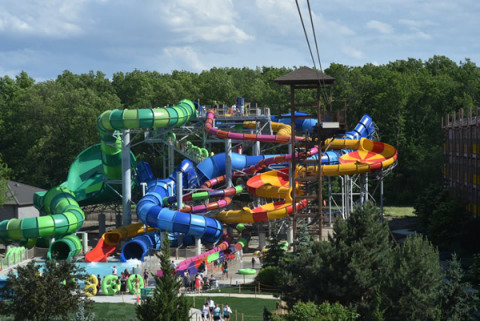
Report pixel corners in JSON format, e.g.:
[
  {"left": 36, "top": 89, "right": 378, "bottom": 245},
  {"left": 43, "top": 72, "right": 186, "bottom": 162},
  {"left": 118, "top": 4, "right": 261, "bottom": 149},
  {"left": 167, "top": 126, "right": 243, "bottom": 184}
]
[{"left": 0, "top": 55, "right": 479, "bottom": 204}]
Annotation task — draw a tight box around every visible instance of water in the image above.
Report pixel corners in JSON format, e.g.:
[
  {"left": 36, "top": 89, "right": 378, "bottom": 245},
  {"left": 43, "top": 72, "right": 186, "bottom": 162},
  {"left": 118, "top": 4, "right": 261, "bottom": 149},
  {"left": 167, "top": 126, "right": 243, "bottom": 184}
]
[
  {"left": 0, "top": 259, "right": 154, "bottom": 290},
  {"left": 36, "top": 260, "right": 144, "bottom": 278}
]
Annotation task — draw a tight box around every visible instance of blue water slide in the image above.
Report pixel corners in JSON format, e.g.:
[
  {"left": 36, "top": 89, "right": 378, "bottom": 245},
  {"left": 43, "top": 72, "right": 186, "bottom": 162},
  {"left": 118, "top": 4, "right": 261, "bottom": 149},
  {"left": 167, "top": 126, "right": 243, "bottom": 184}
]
[
  {"left": 137, "top": 161, "right": 155, "bottom": 183},
  {"left": 135, "top": 159, "right": 223, "bottom": 246},
  {"left": 120, "top": 232, "right": 161, "bottom": 262},
  {"left": 343, "top": 114, "right": 375, "bottom": 140},
  {"left": 197, "top": 153, "right": 280, "bottom": 180},
  {"left": 271, "top": 113, "right": 374, "bottom": 140},
  {"left": 120, "top": 232, "right": 195, "bottom": 262}
]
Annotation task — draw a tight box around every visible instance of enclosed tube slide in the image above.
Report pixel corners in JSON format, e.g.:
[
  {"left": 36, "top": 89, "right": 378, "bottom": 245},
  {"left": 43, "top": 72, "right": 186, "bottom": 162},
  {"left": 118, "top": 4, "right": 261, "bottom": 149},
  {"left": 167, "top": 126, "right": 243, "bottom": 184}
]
[
  {"left": 120, "top": 232, "right": 161, "bottom": 262},
  {"left": 136, "top": 159, "right": 223, "bottom": 244},
  {"left": 271, "top": 112, "right": 375, "bottom": 140},
  {"left": 0, "top": 186, "right": 84, "bottom": 260},
  {"left": 85, "top": 222, "right": 157, "bottom": 262}
]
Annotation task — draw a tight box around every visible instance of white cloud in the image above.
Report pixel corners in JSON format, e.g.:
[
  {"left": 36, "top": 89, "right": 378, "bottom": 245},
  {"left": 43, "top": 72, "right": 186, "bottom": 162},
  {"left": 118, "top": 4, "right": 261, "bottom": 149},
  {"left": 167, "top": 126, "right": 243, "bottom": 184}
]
[
  {"left": 341, "top": 45, "right": 364, "bottom": 60},
  {"left": 366, "top": 20, "right": 394, "bottom": 34},
  {"left": 155, "top": 0, "right": 253, "bottom": 44},
  {"left": 163, "top": 46, "right": 207, "bottom": 72},
  {"left": 0, "top": 0, "right": 86, "bottom": 38}
]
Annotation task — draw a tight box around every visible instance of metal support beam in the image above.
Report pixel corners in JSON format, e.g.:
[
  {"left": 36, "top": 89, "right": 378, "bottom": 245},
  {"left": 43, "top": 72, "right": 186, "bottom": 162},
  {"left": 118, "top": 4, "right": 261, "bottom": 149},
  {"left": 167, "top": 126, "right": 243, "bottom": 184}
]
[
  {"left": 176, "top": 171, "right": 183, "bottom": 210},
  {"left": 168, "top": 144, "right": 175, "bottom": 174},
  {"left": 122, "top": 129, "right": 132, "bottom": 226},
  {"left": 225, "top": 138, "right": 233, "bottom": 187}
]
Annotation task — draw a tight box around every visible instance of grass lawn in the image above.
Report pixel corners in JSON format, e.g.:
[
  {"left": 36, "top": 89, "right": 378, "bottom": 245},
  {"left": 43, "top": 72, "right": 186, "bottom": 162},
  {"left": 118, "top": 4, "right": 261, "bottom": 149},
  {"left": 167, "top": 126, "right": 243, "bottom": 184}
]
[
  {"left": 383, "top": 206, "right": 416, "bottom": 218},
  {"left": 92, "top": 296, "right": 279, "bottom": 321},
  {"left": 188, "top": 296, "right": 278, "bottom": 321},
  {"left": 92, "top": 303, "right": 137, "bottom": 320}
]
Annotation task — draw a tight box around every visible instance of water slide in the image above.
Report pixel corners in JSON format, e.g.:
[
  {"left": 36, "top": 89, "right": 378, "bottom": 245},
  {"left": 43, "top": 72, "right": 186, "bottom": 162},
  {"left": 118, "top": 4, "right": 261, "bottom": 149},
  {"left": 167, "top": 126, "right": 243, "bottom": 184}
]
[
  {"left": 0, "top": 186, "right": 85, "bottom": 260},
  {"left": 0, "top": 100, "right": 204, "bottom": 260},
  {"left": 204, "top": 109, "right": 396, "bottom": 224},
  {"left": 85, "top": 223, "right": 157, "bottom": 262},
  {"left": 111, "top": 106, "right": 396, "bottom": 261}
]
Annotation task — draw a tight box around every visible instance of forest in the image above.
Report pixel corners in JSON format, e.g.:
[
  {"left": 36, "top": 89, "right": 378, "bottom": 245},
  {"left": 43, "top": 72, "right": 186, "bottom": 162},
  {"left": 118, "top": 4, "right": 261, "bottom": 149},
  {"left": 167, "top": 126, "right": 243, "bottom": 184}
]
[{"left": 0, "top": 55, "right": 479, "bottom": 205}]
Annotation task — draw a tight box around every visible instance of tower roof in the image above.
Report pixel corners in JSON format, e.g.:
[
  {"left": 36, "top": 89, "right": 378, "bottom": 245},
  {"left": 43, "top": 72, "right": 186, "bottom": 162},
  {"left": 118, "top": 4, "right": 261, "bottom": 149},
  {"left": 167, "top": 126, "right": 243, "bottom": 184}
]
[{"left": 274, "top": 66, "right": 335, "bottom": 85}]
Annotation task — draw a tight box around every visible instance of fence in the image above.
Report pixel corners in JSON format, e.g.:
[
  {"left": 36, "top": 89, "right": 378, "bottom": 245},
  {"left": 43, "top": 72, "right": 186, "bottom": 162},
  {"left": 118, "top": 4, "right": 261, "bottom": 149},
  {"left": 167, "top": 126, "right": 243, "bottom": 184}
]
[{"left": 0, "top": 247, "right": 35, "bottom": 271}]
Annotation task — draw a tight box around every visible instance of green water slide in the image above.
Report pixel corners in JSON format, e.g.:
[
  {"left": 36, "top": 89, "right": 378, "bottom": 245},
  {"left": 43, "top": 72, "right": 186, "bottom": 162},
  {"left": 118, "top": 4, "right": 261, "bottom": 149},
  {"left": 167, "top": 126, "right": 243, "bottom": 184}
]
[
  {"left": 0, "top": 99, "right": 197, "bottom": 260},
  {"left": 0, "top": 187, "right": 84, "bottom": 260}
]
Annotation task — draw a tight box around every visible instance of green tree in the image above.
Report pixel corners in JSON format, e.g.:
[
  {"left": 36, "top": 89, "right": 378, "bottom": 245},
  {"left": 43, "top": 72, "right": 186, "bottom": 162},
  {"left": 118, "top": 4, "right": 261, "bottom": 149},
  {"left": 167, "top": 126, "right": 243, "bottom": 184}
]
[
  {"left": 0, "top": 259, "right": 92, "bottom": 321},
  {"left": 136, "top": 234, "right": 191, "bottom": 321},
  {"left": 383, "top": 235, "right": 443, "bottom": 321},
  {"left": 415, "top": 185, "right": 480, "bottom": 254},
  {"left": 0, "top": 156, "right": 12, "bottom": 207},
  {"left": 262, "top": 230, "right": 286, "bottom": 268},
  {"left": 280, "top": 203, "right": 393, "bottom": 320},
  {"left": 269, "top": 301, "right": 359, "bottom": 321},
  {"left": 439, "top": 254, "right": 479, "bottom": 321},
  {"left": 293, "top": 224, "right": 312, "bottom": 254}
]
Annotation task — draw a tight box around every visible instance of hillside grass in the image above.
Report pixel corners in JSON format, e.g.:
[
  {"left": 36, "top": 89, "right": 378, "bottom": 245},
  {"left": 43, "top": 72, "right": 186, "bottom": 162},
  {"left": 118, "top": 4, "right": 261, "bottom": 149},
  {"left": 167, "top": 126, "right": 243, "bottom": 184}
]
[
  {"left": 383, "top": 206, "right": 416, "bottom": 218},
  {"left": 92, "top": 296, "right": 279, "bottom": 321}
]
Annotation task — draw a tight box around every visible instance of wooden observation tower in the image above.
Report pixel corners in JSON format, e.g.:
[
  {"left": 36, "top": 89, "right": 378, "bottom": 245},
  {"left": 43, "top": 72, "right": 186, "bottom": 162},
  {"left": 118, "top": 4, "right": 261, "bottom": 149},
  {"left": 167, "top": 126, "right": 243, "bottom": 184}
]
[{"left": 274, "top": 67, "right": 346, "bottom": 240}]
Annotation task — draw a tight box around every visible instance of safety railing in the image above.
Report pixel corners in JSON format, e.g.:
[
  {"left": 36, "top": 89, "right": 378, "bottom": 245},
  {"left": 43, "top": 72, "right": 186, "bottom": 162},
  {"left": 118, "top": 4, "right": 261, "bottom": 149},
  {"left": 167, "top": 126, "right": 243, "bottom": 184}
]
[{"left": 0, "top": 246, "right": 34, "bottom": 271}]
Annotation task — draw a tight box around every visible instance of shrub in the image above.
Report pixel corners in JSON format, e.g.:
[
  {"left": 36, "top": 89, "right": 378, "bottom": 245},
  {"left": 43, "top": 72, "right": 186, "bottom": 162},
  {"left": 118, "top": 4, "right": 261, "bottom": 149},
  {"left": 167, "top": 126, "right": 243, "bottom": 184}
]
[{"left": 256, "top": 266, "right": 282, "bottom": 288}]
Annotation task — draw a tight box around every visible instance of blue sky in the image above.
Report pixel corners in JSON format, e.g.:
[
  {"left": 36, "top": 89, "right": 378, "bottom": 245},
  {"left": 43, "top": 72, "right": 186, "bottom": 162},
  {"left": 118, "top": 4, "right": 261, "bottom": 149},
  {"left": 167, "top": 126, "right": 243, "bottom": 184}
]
[{"left": 1, "top": 0, "right": 479, "bottom": 82}]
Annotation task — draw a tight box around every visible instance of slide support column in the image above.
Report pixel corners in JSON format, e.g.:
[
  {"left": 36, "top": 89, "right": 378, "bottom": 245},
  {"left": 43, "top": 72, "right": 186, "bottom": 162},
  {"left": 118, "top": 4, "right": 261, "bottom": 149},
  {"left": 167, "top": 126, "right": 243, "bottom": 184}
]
[
  {"left": 195, "top": 237, "right": 201, "bottom": 256},
  {"left": 225, "top": 138, "right": 233, "bottom": 188},
  {"left": 176, "top": 171, "right": 183, "bottom": 210},
  {"left": 122, "top": 129, "right": 132, "bottom": 226}
]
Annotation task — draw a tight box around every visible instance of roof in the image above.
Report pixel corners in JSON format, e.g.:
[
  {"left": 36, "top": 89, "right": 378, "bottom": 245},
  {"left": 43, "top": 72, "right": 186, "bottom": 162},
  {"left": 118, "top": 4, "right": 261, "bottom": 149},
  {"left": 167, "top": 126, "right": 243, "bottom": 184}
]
[
  {"left": 4, "top": 180, "right": 45, "bottom": 206},
  {"left": 274, "top": 66, "right": 336, "bottom": 85}
]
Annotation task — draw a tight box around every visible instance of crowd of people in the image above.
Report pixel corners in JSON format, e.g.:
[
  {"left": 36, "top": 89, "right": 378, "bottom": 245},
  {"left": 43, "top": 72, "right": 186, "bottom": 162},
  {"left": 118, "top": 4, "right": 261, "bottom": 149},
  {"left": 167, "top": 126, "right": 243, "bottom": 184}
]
[{"left": 202, "top": 297, "right": 232, "bottom": 321}]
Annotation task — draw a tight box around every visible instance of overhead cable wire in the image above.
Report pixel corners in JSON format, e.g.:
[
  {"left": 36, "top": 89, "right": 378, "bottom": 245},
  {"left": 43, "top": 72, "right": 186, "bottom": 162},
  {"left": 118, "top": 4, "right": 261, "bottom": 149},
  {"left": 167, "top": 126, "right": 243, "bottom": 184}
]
[
  {"left": 295, "top": 0, "right": 316, "bottom": 70},
  {"left": 306, "top": 0, "right": 330, "bottom": 105}
]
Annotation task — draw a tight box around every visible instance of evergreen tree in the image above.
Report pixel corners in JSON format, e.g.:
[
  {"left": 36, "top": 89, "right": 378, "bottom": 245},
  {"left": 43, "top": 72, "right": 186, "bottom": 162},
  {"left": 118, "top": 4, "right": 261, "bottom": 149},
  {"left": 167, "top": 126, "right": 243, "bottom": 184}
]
[
  {"left": 0, "top": 259, "right": 92, "bottom": 321},
  {"left": 293, "top": 224, "right": 312, "bottom": 255},
  {"left": 280, "top": 203, "right": 394, "bottom": 320},
  {"left": 439, "top": 254, "right": 479, "bottom": 321},
  {"left": 136, "top": 234, "right": 191, "bottom": 321},
  {"left": 383, "top": 234, "right": 443, "bottom": 321},
  {"left": 468, "top": 253, "right": 480, "bottom": 285},
  {"left": 269, "top": 301, "right": 359, "bottom": 321},
  {"left": 262, "top": 230, "right": 287, "bottom": 268}
]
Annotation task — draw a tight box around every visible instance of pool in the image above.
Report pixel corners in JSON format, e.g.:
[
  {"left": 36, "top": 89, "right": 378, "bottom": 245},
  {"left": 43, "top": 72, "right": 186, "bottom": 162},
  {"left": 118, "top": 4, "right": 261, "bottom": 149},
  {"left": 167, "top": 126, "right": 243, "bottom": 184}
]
[{"left": 34, "top": 260, "right": 145, "bottom": 280}]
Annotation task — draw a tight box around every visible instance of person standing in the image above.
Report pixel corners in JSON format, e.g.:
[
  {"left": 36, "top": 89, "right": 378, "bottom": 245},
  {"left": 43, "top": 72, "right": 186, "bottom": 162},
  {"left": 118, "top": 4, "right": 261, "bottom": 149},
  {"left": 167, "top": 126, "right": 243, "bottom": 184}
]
[
  {"left": 195, "top": 273, "right": 202, "bottom": 294},
  {"left": 252, "top": 257, "right": 255, "bottom": 269},
  {"left": 96, "top": 274, "right": 102, "bottom": 292},
  {"left": 134, "top": 275, "right": 140, "bottom": 294},
  {"left": 112, "top": 265, "right": 117, "bottom": 276},
  {"left": 223, "top": 261, "right": 228, "bottom": 278},
  {"left": 207, "top": 297, "right": 215, "bottom": 320},
  {"left": 120, "top": 273, "right": 127, "bottom": 295},
  {"left": 201, "top": 302, "right": 210, "bottom": 321},
  {"left": 212, "top": 304, "right": 221, "bottom": 321},
  {"left": 223, "top": 304, "right": 232, "bottom": 321},
  {"left": 143, "top": 269, "right": 149, "bottom": 287}
]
